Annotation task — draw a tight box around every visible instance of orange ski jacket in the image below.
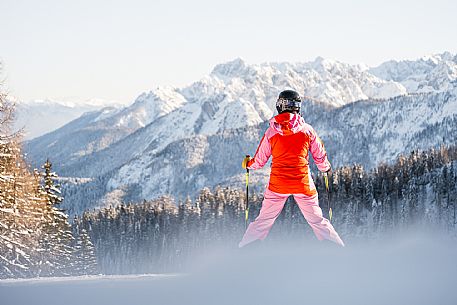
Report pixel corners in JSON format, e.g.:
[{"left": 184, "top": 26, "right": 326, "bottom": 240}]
[{"left": 247, "top": 112, "right": 331, "bottom": 195}]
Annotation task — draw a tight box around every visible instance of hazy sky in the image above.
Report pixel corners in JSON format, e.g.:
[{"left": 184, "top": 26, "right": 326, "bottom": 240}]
[{"left": 1, "top": 0, "right": 456, "bottom": 104}]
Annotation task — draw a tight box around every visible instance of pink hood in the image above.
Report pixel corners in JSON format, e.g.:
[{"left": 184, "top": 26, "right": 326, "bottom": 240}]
[{"left": 270, "top": 112, "right": 306, "bottom": 136}]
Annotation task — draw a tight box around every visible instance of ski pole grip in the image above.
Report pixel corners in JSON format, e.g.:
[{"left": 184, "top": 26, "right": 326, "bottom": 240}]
[{"left": 244, "top": 155, "right": 251, "bottom": 172}]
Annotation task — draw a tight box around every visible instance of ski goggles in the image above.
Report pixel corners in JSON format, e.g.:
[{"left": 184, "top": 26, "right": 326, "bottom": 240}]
[{"left": 277, "top": 98, "right": 301, "bottom": 108}]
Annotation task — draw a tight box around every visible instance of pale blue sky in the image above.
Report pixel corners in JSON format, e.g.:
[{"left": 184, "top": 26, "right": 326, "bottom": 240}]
[{"left": 1, "top": 0, "right": 456, "bottom": 103}]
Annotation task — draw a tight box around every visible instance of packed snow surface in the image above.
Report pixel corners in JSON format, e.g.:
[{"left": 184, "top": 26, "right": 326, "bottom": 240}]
[{"left": 1, "top": 232, "right": 456, "bottom": 305}]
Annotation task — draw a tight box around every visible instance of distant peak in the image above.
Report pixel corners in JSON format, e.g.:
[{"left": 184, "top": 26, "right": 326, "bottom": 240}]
[
  {"left": 311, "top": 56, "right": 339, "bottom": 69},
  {"left": 211, "top": 57, "right": 248, "bottom": 78},
  {"left": 136, "top": 86, "right": 174, "bottom": 99},
  {"left": 227, "top": 57, "right": 247, "bottom": 66},
  {"left": 313, "top": 56, "right": 325, "bottom": 63}
]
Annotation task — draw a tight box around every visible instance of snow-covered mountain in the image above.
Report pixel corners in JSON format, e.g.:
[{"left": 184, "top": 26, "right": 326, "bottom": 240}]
[
  {"left": 24, "top": 88, "right": 185, "bottom": 166},
  {"left": 24, "top": 52, "right": 457, "bottom": 214},
  {"left": 13, "top": 98, "right": 124, "bottom": 140},
  {"left": 25, "top": 56, "right": 408, "bottom": 171},
  {"left": 369, "top": 52, "right": 457, "bottom": 93},
  {"left": 101, "top": 90, "right": 457, "bottom": 204}
]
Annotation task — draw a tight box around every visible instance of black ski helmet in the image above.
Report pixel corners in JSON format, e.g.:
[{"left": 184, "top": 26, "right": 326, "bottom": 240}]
[{"left": 276, "top": 90, "right": 301, "bottom": 114}]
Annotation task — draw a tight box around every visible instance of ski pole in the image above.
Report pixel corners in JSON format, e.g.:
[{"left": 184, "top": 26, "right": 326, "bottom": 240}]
[
  {"left": 245, "top": 156, "right": 250, "bottom": 229},
  {"left": 323, "top": 172, "right": 333, "bottom": 222}
]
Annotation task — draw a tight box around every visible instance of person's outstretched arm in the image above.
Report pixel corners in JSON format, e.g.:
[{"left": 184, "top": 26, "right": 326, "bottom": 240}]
[
  {"left": 245, "top": 131, "right": 272, "bottom": 170},
  {"left": 309, "top": 127, "right": 331, "bottom": 172}
]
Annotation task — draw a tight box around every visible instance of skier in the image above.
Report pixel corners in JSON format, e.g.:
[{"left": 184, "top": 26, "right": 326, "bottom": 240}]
[{"left": 239, "top": 89, "right": 345, "bottom": 247}]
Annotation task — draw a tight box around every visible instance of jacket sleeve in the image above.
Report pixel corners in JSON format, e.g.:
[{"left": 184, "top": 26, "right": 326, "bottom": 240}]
[
  {"left": 309, "top": 127, "right": 331, "bottom": 172},
  {"left": 247, "top": 132, "right": 272, "bottom": 170}
]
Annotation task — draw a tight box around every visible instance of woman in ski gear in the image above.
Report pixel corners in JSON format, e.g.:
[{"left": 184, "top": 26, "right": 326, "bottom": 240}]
[{"left": 239, "top": 90, "right": 345, "bottom": 247}]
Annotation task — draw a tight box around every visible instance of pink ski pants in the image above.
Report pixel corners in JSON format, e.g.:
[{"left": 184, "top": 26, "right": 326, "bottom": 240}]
[{"left": 239, "top": 188, "right": 345, "bottom": 247}]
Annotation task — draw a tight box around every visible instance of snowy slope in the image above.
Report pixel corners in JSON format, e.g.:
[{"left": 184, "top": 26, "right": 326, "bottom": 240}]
[
  {"left": 102, "top": 90, "right": 457, "bottom": 203},
  {"left": 24, "top": 88, "right": 185, "bottom": 170},
  {"left": 1, "top": 237, "right": 456, "bottom": 305},
  {"left": 315, "top": 90, "right": 457, "bottom": 168},
  {"left": 100, "top": 86, "right": 186, "bottom": 129}
]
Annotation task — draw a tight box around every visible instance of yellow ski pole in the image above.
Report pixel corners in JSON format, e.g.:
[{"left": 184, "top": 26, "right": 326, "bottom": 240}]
[
  {"left": 245, "top": 156, "right": 250, "bottom": 229},
  {"left": 323, "top": 172, "right": 333, "bottom": 222}
]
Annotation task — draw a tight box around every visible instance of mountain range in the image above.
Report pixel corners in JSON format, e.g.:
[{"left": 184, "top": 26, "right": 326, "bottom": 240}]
[
  {"left": 13, "top": 98, "right": 125, "bottom": 140},
  {"left": 24, "top": 52, "right": 457, "bottom": 215}
]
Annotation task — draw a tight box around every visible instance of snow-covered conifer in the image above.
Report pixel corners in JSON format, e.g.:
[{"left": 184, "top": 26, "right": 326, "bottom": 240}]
[
  {"left": 37, "top": 159, "right": 74, "bottom": 276},
  {"left": 73, "top": 227, "right": 98, "bottom": 275}
]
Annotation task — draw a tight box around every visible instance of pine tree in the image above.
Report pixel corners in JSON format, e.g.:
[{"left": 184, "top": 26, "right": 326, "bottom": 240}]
[
  {"left": 42, "top": 159, "right": 62, "bottom": 206},
  {"left": 37, "top": 159, "right": 75, "bottom": 276},
  {"left": 73, "top": 227, "right": 98, "bottom": 276}
]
